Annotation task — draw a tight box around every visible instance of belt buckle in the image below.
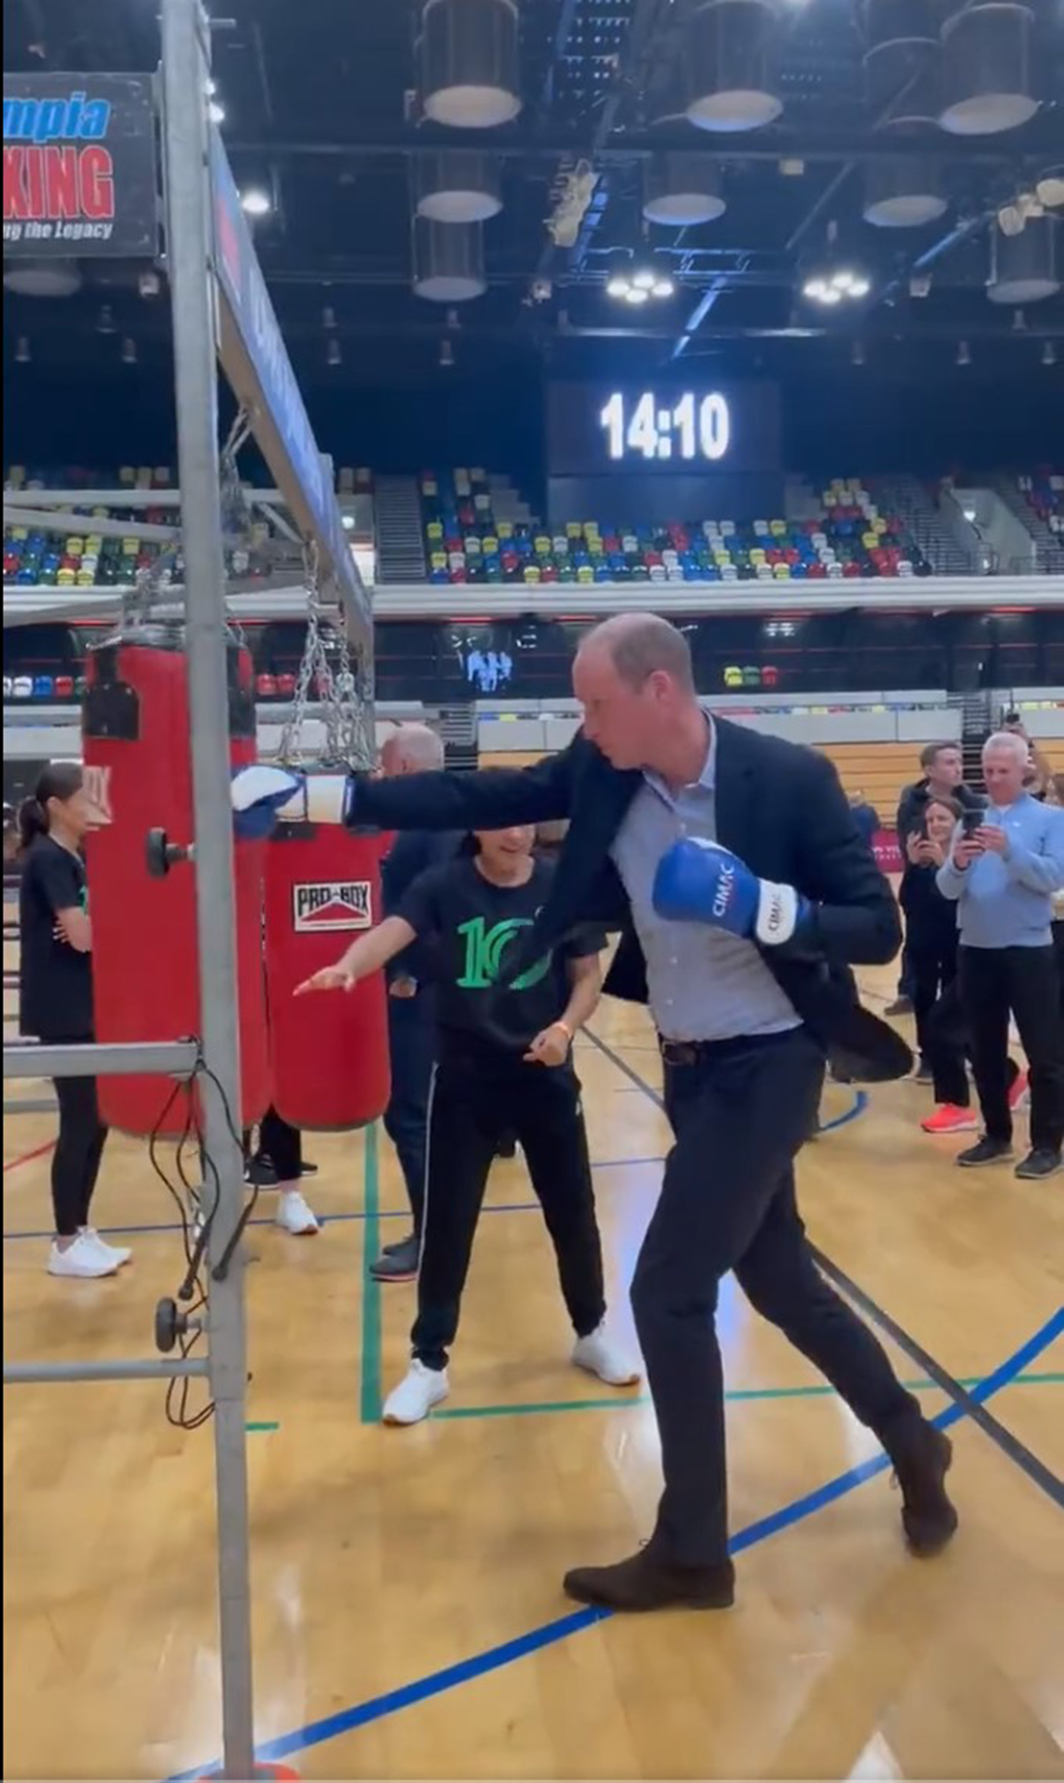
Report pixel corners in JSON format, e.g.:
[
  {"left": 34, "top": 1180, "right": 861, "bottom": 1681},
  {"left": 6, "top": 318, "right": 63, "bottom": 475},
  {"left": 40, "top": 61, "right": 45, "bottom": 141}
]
[{"left": 660, "top": 1038, "right": 697, "bottom": 1068}]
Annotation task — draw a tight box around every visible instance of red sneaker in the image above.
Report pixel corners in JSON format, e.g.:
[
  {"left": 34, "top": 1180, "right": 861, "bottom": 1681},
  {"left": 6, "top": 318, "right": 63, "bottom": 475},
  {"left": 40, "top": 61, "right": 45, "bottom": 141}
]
[
  {"left": 1008, "top": 1070, "right": 1029, "bottom": 1112},
  {"left": 922, "top": 1104, "right": 979, "bottom": 1134}
]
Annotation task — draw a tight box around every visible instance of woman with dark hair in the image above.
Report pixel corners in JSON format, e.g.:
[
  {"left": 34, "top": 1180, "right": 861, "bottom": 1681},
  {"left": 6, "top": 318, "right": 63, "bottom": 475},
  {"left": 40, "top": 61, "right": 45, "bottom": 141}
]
[{"left": 17, "top": 763, "right": 128, "bottom": 1278}]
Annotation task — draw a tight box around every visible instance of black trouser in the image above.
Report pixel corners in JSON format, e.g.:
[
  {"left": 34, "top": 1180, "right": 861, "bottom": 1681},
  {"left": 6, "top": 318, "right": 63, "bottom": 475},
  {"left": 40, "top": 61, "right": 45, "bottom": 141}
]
[
  {"left": 634, "top": 1029, "right": 919, "bottom": 1569},
  {"left": 1054, "top": 922, "right": 1064, "bottom": 1024},
  {"left": 924, "top": 981, "right": 970, "bottom": 1106},
  {"left": 896, "top": 940, "right": 914, "bottom": 1000},
  {"left": 959, "top": 945, "right": 1064, "bottom": 1152},
  {"left": 259, "top": 1106, "right": 302, "bottom": 1181},
  {"left": 411, "top": 1055, "right": 606, "bottom": 1370},
  {"left": 383, "top": 990, "right": 436, "bottom": 1233},
  {"left": 49, "top": 1033, "right": 108, "bottom": 1238},
  {"left": 908, "top": 937, "right": 957, "bottom": 1063}
]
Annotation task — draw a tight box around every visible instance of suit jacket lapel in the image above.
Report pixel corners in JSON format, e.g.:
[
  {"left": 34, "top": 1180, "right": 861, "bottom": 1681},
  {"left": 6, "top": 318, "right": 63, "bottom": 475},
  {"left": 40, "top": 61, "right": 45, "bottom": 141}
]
[{"left": 713, "top": 717, "right": 755, "bottom": 856}]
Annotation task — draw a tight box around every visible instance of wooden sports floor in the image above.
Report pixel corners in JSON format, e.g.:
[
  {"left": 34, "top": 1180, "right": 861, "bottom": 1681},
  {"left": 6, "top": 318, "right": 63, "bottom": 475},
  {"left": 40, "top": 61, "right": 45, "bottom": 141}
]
[{"left": 4, "top": 962, "right": 1063, "bottom": 1781}]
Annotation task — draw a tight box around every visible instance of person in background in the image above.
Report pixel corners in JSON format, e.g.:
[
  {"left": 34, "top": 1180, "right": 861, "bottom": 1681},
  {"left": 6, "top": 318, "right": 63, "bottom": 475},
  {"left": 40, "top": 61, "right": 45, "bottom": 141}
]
[
  {"left": 243, "top": 1106, "right": 320, "bottom": 1236},
  {"left": 847, "top": 791, "right": 880, "bottom": 849},
  {"left": 17, "top": 763, "right": 129, "bottom": 1279},
  {"left": 1046, "top": 773, "right": 1064, "bottom": 1019},
  {"left": 888, "top": 742, "right": 984, "bottom": 1018},
  {"left": 937, "top": 731, "right": 1064, "bottom": 1179},
  {"left": 297, "top": 818, "right": 637, "bottom": 1424},
  {"left": 903, "top": 795, "right": 1024, "bottom": 1135},
  {"left": 1002, "top": 711, "right": 1053, "bottom": 800},
  {"left": 373, "top": 723, "right": 461, "bottom": 1282}
]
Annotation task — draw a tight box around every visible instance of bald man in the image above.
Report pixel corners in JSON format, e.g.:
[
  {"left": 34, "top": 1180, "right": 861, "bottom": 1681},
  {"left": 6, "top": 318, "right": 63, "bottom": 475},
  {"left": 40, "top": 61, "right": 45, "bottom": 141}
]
[
  {"left": 235, "top": 615, "right": 957, "bottom": 1604},
  {"left": 374, "top": 723, "right": 461, "bottom": 1281}
]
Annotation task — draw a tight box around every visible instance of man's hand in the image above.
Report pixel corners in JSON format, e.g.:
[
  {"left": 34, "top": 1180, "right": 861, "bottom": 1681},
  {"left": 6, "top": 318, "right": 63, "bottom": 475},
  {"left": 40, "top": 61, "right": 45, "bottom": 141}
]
[
  {"left": 294, "top": 963, "right": 358, "bottom": 996},
  {"left": 952, "top": 835, "right": 985, "bottom": 869},
  {"left": 524, "top": 1023, "right": 571, "bottom": 1068},
  {"left": 975, "top": 824, "right": 1009, "bottom": 856},
  {"left": 653, "top": 837, "right": 809, "bottom": 946}
]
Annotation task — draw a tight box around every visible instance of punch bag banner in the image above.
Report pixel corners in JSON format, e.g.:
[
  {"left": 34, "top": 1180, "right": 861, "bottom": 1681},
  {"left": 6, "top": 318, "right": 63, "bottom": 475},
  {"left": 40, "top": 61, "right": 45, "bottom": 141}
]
[{"left": 3, "top": 74, "right": 159, "bottom": 257}]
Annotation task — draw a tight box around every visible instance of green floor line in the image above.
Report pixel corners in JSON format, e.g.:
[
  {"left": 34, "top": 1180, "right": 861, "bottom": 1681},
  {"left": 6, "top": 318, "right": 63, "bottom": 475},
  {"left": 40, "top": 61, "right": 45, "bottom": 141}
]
[
  {"left": 359, "top": 1122, "right": 383, "bottom": 1425},
  {"left": 430, "top": 1369, "right": 1064, "bottom": 1421},
  {"left": 245, "top": 1421, "right": 280, "bottom": 1433}
]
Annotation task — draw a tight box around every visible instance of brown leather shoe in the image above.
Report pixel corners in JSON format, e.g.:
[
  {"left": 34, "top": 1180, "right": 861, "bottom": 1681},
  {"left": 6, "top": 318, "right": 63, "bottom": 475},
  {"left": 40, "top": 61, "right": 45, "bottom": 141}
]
[
  {"left": 563, "top": 1547, "right": 735, "bottom": 1612},
  {"left": 885, "top": 1417, "right": 958, "bottom": 1556}
]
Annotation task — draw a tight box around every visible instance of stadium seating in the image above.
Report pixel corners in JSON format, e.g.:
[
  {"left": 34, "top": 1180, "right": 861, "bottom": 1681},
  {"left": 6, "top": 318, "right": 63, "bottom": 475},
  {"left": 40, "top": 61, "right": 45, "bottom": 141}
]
[
  {"left": 2, "top": 464, "right": 372, "bottom": 592},
  {"left": 418, "top": 469, "right": 933, "bottom": 585},
  {"left": 1015, "top": 469, "right": 1064, "bottom": 539}
]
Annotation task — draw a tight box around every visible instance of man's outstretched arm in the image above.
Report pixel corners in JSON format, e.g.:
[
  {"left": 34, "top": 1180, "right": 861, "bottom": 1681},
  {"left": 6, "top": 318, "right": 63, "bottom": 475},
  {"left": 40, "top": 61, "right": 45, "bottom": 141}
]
[{"left": 231, "top": 739, "right": 578, "bottom": 838}]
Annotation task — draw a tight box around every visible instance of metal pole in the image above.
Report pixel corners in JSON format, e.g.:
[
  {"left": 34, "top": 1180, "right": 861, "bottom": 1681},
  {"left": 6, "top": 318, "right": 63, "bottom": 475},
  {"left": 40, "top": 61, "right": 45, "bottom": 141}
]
[
  {"left": 4, "top": 1358, "right": 209, "bottom": 1385},
  {"left": 3, "top": 1040, "right": 199, "bottom": 1079},
  {"left": 160, "top": 1, "right": 256, "bottom": 1774}
]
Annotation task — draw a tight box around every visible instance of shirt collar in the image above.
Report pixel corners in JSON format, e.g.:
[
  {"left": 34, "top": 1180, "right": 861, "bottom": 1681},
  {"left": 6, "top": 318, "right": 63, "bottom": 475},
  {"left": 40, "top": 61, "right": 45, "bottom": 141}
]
[{"left": 643, "top": 712, "right": 715, "bottom": 803}]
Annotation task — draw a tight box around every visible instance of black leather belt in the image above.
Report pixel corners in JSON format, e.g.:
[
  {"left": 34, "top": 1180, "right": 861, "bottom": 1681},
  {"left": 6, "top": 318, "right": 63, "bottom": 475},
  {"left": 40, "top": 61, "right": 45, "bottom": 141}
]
[{"left": 659, "top": 1030, "right": 801, "bottom": 1068}]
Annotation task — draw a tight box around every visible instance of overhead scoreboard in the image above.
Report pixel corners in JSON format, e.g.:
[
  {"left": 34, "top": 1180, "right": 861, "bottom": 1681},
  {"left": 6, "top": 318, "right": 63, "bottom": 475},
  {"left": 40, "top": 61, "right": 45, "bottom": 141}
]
[{"left": 545, "top": 379, "right": 783, "bottom": 524}]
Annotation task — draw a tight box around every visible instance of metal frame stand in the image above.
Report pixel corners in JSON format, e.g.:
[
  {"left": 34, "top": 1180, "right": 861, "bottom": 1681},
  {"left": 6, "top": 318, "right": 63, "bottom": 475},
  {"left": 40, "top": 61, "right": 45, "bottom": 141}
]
[{"left": 3, "top": 2, "right": 256, "bottom": 1772}]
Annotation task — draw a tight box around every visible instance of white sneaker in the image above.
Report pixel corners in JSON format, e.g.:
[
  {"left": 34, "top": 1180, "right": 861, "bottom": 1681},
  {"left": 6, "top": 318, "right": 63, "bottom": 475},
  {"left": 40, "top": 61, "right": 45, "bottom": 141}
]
[
  {"left": 382, "top": 1360, "right": 449, "bottom": 1425},
  {"left": 80, "top": 1227, "right": 132, "bottom": 1267},
  {"left": 572, "top": 1322, "right": 642, "bottom": 1387},
  {"left": 275, "top": 1189, "right": 320, "bottom": 1236},
  {"left": 48, "top": 1234, "right": 119, "bottom": 1279}
]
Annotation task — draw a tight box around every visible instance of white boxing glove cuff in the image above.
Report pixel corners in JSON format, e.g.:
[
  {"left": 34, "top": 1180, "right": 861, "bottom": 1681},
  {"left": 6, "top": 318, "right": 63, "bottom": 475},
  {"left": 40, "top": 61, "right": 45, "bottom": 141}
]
[
  {"left": 755, "top": 879, "right": 799, "bottom": 946},
  {"left": 301, "top": 775, "right": 350, "bottom": 826}
]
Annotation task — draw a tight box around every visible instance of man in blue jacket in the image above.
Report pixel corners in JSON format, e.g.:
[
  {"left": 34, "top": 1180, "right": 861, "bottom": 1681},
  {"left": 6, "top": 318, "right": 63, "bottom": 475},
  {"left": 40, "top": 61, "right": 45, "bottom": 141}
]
[{"left": 937, "top": 729, "right": 1064, "bottom": 1179}]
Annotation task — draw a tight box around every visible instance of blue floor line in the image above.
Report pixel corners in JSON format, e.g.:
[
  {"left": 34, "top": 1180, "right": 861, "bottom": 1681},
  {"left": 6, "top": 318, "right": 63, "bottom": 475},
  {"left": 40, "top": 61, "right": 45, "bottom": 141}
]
[{"left": 168, "top": 1304, "right": 1064, "bottom": 1781}]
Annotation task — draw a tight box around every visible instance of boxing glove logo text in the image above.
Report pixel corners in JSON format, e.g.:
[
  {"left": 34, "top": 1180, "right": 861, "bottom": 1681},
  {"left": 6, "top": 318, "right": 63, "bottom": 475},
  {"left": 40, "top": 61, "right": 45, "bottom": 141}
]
[
  {"left": 293, "top": 881, "right": 372, "bottom": 933},
  {"left": 712, "top": 862, "right": 734, "bottom": 920}
]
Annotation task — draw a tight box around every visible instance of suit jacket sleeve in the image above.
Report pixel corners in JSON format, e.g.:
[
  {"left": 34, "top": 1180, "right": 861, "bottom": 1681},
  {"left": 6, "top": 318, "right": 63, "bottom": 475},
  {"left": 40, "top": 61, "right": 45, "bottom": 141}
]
[
  {"left": 351, "top": 742, "right": 576, "bottom": 833},
  {"left": 788, "top": 751, "right": 902, "bottom": 965}
]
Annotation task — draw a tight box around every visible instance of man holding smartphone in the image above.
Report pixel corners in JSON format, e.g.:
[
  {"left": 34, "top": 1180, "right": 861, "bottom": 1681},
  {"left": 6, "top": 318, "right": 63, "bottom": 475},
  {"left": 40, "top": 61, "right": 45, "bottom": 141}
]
[{"left": 937, "top": 731, "right": 1064, "bottom": 1179}]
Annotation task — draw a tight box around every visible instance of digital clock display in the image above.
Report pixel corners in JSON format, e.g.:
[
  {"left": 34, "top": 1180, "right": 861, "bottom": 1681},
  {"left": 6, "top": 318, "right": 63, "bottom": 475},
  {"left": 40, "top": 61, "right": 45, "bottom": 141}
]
[
  {"left": 599, "top": 390, "right": 730, "bottom": 463},
  {"left": 546, "top": 380, "right": 780, "bottom": 477}
]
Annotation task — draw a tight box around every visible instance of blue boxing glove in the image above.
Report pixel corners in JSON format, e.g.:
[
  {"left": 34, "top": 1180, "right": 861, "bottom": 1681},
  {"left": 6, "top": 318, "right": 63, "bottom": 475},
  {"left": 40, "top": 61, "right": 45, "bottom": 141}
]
[
  {"left": 652, "top": 837, "right": 809, "bottom": 946},
  {"left": 230, "top": 764, "right": 352, "bottom": 840}
]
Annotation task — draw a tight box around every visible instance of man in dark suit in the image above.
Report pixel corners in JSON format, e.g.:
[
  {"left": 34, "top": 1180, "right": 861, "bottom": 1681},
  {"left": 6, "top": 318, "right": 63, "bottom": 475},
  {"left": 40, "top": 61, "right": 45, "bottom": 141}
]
[
  {"left": 373, "top": 723, "right": 461, "bottom": 1282},
  {"left": 234, "top": 614, "right": 958, "bottom": 1609}
]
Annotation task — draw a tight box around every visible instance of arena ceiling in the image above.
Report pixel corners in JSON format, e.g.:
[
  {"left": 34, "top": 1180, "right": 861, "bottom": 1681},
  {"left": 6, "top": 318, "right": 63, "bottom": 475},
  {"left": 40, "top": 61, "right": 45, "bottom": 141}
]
[{"left": 4, "top": 0, "right": 1064, "bottom": 382}]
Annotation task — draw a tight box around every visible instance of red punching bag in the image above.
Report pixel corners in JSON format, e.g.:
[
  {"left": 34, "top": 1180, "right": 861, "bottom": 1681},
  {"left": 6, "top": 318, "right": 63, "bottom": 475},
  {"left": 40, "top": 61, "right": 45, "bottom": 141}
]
[
  {"left": 263, "top": 802, "right": 390, "bottom": 1130},
  {"left": 82, "top": 627, "right": 271, "bottom": 1136}
]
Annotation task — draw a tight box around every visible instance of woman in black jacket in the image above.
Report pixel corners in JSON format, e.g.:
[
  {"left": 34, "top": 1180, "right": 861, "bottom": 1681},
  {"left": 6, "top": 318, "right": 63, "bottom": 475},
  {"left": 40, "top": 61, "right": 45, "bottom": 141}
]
[{"left": 17, "top": 763, "right": 128, "bottom": 1279}]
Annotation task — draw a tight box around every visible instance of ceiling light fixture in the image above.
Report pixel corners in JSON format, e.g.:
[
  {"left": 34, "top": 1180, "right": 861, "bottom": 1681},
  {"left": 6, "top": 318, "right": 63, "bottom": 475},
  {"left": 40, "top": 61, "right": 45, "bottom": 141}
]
[
  {"left": 15, "top": 335, "right": 31, "bottom": 364},
  {"left": 326, "top": 337, "right": 342, "bottom": 367},
  {"left": 606, "top": 266, "right": 676, "bottom": 303},
  {"left": 121, "top": 337, "right": 137, "bottom": 365},
  {"left": 1042, "top": 341, "right": 1057, "bottom": 367},
  {"left": 240, "top": 188, "right": 271, "bottom": 217},
  {"left": 803, "top": 267, "right": 870, "bottom": 306},
  {"left": 956, "top": 340, "right": 971, "bottom": 366},
  {"left": 208, "top": 100, "right": 225, "bottom": 126}
]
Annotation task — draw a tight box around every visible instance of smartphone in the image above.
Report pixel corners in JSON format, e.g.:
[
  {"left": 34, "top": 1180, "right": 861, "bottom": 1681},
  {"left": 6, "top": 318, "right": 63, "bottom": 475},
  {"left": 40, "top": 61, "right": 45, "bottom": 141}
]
[
  {"left": 1004, "top": 709, "right": 1021, "bottom": 726},
  {"left": 960, "top": 808, "right": 983, "bottom": 837}
]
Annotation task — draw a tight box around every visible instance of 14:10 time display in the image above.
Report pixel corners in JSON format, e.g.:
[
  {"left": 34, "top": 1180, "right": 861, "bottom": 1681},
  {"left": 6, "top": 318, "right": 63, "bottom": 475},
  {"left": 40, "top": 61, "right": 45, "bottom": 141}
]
[{"left": 599, "top": 390, "right": 731, "bottom": 463}]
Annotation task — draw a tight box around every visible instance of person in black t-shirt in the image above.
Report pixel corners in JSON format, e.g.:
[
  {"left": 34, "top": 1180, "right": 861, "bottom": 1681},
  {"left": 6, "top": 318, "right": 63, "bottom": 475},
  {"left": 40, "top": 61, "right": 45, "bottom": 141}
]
[
  {"left": 17, "top": 763, "right": 129, "bottom": 1280},
  {"left": 297, "top": 820, "right": 640, "bottom": 1425}
]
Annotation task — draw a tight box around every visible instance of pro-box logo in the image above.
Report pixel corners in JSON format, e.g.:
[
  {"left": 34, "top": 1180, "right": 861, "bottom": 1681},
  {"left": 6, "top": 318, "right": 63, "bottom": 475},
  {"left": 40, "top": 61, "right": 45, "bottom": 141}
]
[{"left": 293, "top": 881, "right": 372, "bottom": 933}]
